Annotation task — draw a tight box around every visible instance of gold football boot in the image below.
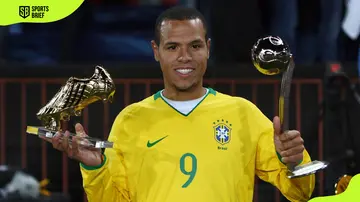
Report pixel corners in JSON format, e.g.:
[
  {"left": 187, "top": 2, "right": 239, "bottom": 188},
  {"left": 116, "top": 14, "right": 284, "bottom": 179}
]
[
  {"left": 36, "top": 65, "right": 115, "bottom": 131},
  {"left": 26, "top": 66, "right": 115, "bottom": 148}
]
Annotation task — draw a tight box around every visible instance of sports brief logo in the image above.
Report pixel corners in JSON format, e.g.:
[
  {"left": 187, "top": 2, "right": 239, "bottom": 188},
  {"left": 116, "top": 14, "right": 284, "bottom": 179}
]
[
  {"left": 19, "top": 6, "right": 50, "bottom": 19},
  {"left": 19, "top": 6, "right": 30, "bottom": 19},
  {"left": 213, "top": 119, "right": 232, "bottom": 150}
]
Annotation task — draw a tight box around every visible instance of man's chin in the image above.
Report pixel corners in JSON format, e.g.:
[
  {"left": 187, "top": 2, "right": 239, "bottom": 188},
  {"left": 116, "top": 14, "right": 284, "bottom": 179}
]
[{"left": 174, "top": 83, "right": 195, "bottom": 92}]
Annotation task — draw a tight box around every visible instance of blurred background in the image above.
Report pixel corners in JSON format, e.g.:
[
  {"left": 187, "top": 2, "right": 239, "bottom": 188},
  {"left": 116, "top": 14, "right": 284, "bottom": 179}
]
[{"left": 0, "top": 0, "right": 360, "bottom": 201}]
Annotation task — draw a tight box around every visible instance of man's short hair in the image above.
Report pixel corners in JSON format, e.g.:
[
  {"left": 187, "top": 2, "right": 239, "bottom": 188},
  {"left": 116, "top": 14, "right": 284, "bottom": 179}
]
[{"left": 154, "top": 6, "right": 208, "bottom": 45}]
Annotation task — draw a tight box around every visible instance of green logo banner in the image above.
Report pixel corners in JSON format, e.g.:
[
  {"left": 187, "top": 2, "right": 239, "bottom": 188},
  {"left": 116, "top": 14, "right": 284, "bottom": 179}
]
[{"left": 0, "top": 0, "right": 84, "bottom": 25}]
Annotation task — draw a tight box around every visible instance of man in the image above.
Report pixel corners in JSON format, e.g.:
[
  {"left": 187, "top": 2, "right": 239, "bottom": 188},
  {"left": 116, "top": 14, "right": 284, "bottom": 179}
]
[
  {"left": 341, "top": 0, "right": 360, "bottom": 62},
  {"left": 270, "top": 0, "right": 342, "bottom": 65},
  {"left": 43, "top": 6, "right": 315, "bottom": 202},
  {"left": 342, "top": 0, "right": 360, "bottom": 41}
]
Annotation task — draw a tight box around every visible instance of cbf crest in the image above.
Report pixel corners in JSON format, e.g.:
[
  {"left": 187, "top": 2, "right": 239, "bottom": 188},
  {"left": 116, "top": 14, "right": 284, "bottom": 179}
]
[{"left": 213, "top": 119, "right": 232, "bottom": 150}]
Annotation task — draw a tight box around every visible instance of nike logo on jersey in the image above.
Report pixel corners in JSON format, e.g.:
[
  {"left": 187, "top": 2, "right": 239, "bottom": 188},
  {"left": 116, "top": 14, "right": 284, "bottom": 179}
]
[{"left": 147, "top": 135, "right": 168, "bottom": 148}]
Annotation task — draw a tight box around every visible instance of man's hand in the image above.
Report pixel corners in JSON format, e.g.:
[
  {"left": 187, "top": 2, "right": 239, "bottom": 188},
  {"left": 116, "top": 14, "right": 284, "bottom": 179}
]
[
  {"left": 273, "top": 116, "right": 304, "bottom": 165},
  {"left": 40, "top": 123, "right": 103, "bottom": 167}
]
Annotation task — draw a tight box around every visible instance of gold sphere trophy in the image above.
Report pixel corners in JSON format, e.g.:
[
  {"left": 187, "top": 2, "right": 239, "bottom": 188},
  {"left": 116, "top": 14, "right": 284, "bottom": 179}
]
[
  {"left": 26, "top": 66, "right": 115, "bottom": 148},
  {"left": 251, "top": 36, "right": 329, "bottom": 178}
]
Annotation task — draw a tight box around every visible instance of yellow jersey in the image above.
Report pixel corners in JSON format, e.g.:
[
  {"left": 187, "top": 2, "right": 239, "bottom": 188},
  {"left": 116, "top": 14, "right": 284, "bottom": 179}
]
[{"left": 80, "top": 88, "right": 315, "bottom": 202}]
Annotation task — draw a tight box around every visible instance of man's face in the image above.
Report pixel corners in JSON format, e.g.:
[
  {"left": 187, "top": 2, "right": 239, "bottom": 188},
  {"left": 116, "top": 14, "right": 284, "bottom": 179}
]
[{"left": 151, "top": 19, "right": 210, "bottom": 92}]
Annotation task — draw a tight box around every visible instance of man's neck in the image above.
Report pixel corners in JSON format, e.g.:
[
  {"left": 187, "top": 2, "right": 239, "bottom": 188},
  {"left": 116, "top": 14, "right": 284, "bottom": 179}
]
[{"left": 162, "top": 87, "right": 207, "bottom": 101}]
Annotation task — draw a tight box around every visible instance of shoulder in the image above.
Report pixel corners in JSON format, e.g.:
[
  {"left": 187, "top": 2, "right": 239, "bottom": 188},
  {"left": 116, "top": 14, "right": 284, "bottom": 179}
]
[
  {"left": 114, "top": 96, "right": 151, "bottom": 121},
  {"left": 213, "top": 90, "right": 260, "bottom": 112},
  {"left": 214, "top": 90, "right": 272, "bottom": 124},
  {"left": 215, "top": 90, "right": 273, "bottom": 138},
  {"left": 109, "top": 95, "right": 154, "bottom": 138},
  {"left": 113, "top": 93, "right": 163, "bottom": 125}
]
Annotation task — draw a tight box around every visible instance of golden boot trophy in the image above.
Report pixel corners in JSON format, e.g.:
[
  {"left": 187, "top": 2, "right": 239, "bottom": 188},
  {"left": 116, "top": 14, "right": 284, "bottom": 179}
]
[{"left": 26, "top": 66, "right": 115, "bottom": 148}]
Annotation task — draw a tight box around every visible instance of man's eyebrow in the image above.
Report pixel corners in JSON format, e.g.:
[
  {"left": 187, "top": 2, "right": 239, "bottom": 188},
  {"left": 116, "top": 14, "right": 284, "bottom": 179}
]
[
  {"left": 164, "top": 41, "right": 179, "bottom": 46},
  {"left": 189, "top": 39, "right": 204, "bottom": 44},
  {"left": 163, "top": 39, "right": 204, "bottom": 46}
]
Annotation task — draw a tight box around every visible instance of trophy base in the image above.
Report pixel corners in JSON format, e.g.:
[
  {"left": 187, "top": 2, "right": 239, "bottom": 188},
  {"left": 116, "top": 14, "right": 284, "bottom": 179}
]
[
  {"left": 26, "top": 126, "right": 114, "bottom": 149},
  {"left": 287, "top": 160, "right": 329, "bottom": 179}
]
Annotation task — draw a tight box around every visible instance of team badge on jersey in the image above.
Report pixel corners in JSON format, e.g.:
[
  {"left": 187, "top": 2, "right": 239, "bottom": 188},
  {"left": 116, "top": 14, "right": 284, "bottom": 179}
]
[{"left": 213, "top": 120, "right": 232, "bottom": 150}]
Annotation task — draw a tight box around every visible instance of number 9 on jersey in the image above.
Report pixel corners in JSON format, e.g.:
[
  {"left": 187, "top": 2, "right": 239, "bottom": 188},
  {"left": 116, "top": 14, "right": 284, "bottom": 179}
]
[{"left": 180, "top": 153, "right": 197, "bottom": 188}]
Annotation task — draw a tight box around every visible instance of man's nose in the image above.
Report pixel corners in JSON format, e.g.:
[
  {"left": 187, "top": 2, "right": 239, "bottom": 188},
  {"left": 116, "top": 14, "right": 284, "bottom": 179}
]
[{"left": 177, "top": 47, "right": 192, "bottom": 62}]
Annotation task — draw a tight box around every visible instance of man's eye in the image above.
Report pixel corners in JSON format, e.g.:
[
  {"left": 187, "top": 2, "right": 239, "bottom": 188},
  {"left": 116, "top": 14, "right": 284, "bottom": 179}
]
[
  {"left": 192, "top": 44, "right": 201, "bottom": 49},
  {"left": 167, "top": 45, "right": 177, "bottom": 50}
]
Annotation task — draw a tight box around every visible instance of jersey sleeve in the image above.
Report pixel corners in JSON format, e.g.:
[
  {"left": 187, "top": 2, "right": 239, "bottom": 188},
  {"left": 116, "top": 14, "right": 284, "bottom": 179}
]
[
  {"left": 247, "top": 101, "right": 316, "bottom": 201},
  {"left": 80, "top": 105, "right": 136, "bottom": 202}
]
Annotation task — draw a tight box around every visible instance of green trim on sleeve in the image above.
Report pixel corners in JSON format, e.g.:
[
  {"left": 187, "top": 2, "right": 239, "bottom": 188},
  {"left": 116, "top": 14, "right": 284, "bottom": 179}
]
[{"left": 80, "top": 154, "right": 107, "bottom": 170}]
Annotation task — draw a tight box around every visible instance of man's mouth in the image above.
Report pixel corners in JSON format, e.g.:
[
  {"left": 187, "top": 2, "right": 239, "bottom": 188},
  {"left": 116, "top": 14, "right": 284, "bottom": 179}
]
[{"left": 176, "top": 69, "right": 194, "bottom": 75}]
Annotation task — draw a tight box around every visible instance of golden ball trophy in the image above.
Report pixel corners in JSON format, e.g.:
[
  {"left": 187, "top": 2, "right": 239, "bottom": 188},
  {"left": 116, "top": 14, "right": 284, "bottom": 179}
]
[
  {"left": 251, "top": 36, "right": 329, "bottom": 178},
  {"left": 26, "top": 66, "right": 115, "bottom": 148}
]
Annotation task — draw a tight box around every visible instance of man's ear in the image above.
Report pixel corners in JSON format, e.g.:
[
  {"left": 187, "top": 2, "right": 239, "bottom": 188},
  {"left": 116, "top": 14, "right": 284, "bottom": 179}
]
[
  {"left": 206, "top": 38, "right": 211, "bottom": 59},
  {"left": 151, "top": 40, "right": 160, "bottom": 62}
]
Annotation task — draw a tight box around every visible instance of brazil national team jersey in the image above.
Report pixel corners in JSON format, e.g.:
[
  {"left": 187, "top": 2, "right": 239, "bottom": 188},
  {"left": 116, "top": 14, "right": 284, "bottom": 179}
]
[{"left": 80, "top": 88, "right": 315, "bottom": 202}]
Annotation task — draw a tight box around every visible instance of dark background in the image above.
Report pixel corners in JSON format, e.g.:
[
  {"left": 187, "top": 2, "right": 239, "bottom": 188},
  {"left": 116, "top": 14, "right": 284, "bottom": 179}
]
[{"left": 0, "top": 0, "right": 360, "bottom": 201}]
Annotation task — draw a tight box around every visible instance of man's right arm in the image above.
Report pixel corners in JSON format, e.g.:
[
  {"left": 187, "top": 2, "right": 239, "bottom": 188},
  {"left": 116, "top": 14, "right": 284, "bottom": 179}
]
[{"left": 80, "top": 107, "right": 134, "bottom": 202}]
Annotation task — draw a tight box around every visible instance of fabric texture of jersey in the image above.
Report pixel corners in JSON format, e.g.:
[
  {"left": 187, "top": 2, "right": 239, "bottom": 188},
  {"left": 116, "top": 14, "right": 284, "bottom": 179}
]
[{"left": 80, "top": 88, "right": 315, "bottom": 202}]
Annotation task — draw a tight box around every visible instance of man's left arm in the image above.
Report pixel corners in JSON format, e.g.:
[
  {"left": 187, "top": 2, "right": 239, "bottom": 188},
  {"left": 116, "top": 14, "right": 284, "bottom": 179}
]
[{"left": 255, "top": 126, "right": 316, "bottom": 202}]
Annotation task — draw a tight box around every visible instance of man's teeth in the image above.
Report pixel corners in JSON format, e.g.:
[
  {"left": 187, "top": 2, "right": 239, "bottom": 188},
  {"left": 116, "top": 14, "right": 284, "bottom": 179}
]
[{"left": 176, "top": 69, "right": 193, "bottom": 74}]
